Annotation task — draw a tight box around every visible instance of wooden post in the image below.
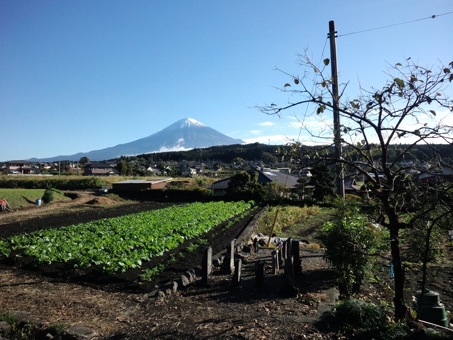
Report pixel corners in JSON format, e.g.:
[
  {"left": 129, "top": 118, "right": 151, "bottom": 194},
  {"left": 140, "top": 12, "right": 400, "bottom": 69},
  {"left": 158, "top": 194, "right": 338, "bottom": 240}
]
[
  {"left": 292, "top": 240, "right": 301, "bottom": 276},
  {"left": 286, "top": 237, "right": 292, "bottom": 259},
  {"left": 201, "top": 246, "right": 212, "bottom": 284},
  {"left": 232, "top": 259, "right": 242, "bottom": 287},
  {"left": 328, "top": 20, "right": 345, "bottom": 198},
  {"left": 255, "top": 261, "right": 266, "bottom": 291},
  {"left": 272, "top": 250, "right": 279, "bottom": 274},
  {"left": 222, "top": 239, "right": 236, "bottom": 274}
]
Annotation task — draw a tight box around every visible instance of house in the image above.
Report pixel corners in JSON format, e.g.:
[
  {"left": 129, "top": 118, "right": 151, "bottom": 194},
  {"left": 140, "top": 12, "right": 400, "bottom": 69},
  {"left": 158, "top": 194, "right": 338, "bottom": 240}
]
[
  {"left": 209, "top": 178, "right": 231, "bottom": 196},
  {"left": 343, "top": 176, "right": 362, "bottom": 194},
  {"left": 181, "top": 167, "right": 197, "bottom": 177},
  {"left": 257, "top": 168, "right": 300, "bottom": 188},
  {"left": 177, "top": 160, "right": 205, "bottom": 177},
  {"left": 418, "top": 166, "right": 453, "bottom": 183},
  {"left": 4, "top": 161, "right": 40, "bottom": 175},
  {"left": 84, "top": 162, "right": 118, "bottom": 176},
  {"left": 209, "top": 168, "right": 300, "bottom": 197},
  {"left": 146, "top": 166, "right": 163, "bottom": 176}
]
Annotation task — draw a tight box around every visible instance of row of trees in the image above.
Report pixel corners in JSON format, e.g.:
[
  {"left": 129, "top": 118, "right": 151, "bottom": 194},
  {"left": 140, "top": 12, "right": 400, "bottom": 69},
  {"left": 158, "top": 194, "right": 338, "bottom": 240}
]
[{"left": 136, "top": 143, "right": 280, "bottom": 164}]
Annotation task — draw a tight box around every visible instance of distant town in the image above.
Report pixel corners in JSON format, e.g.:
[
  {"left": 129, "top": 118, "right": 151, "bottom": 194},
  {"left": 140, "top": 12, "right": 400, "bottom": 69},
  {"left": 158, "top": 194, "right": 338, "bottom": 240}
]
[{"left": 1, "top": 143, "right": 452, "bottom": 201}]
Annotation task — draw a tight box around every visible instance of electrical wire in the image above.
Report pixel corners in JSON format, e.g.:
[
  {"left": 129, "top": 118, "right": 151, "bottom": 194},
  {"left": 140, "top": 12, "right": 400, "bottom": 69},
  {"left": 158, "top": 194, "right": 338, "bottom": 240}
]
[{"left": 338, "top": 11, "right": 453, "bottom": 37}]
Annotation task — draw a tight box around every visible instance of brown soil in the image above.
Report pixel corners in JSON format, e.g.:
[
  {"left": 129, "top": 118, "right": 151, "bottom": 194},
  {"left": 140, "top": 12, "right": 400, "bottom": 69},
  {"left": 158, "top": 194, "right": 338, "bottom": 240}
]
[{"left": 0, "top": 193, "right": 452, "bottom": 339}]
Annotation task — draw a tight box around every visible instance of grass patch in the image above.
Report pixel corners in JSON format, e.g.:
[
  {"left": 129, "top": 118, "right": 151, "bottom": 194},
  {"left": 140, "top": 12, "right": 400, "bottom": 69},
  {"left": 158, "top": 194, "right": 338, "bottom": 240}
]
[{"left": 0, "top": 188, "right": 71, "bottom": 208}]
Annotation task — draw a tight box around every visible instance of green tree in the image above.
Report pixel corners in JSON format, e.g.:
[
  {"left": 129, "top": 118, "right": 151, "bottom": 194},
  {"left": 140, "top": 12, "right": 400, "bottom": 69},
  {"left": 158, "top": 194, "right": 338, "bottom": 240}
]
[
  {"left": 227, "top": 172, "right": 252, "bottom": 195},
  {"left": 261, "top": 151, "right": 278, "bottom": 164},
  {"left": 260, "top": 58, "right": 453, "bottom": 320},
  {"left": 79, "top": 157, "right": 90, "bottom": 165},
  {"left": 227, "top": 171, "right": 268, "bottom": 201},
  {"left": 308, "top": 162, "right": 335, "bottom": 202},
  {"left": 118, "top": 159, "right": 132, "bottom": 176}
]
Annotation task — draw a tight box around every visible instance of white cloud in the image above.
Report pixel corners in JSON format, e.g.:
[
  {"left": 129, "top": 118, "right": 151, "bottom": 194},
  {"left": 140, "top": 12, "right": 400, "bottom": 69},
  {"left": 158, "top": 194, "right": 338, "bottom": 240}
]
[
  {"left": 243, "top": 134, "right": 310, "bottom": 145},
  {"left": 288, "top": 114, "right": 333, "bottom": 131},
  {"left": 249, "top": 130, "right": 262, "bottom": 135},
  {"left": 288, "top": 120, "right": 303, "bottom": 129},
  {"left": 257, "top": 121, "right": 275, "bottom": 127},
  {"left": 240, "top": 114, "right": 336, "bottom": 146},
  {"left": 157, "top": 137, "right": 190, "bottom": 152},
  {"left": 158, "top": 145, "right": 190, "bottom": 152},
  {"left": 246, "top": 107, "right": 452, "bottom": 148}
]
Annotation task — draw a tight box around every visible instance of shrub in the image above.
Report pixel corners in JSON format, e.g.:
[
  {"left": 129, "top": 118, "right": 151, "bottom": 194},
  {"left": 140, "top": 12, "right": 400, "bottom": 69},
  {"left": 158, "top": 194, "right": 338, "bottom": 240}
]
[
  {"left": 41, "top": 188, "right": 55, "bottom": 204},
  {"left": 319, "top": 210, "right": 382, "bottom": 297},
  {"left": 0, "top": 177, "right": 110, "bottom": 190},
  {"left": 333, "top": 299, "right": 387, "bottom": 335},
  {"left": 331, "top": 300, "right": 451, "bottom": 339}
]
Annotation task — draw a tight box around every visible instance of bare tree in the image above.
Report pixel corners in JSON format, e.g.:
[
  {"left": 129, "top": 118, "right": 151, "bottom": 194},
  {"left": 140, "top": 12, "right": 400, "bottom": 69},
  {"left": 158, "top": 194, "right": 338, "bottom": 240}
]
[{"left": 259, "top": 57, "right": 453, "bottom": 320}]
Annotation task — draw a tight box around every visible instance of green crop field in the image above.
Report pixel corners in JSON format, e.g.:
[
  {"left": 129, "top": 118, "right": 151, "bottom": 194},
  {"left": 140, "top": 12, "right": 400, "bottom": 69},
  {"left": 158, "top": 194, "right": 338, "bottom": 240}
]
[
  {"left": 0, "top": 200, "right": 255, "bottom": 273},
  {"left": 0, "top": 188, "right": 71, "bottom": 208}
]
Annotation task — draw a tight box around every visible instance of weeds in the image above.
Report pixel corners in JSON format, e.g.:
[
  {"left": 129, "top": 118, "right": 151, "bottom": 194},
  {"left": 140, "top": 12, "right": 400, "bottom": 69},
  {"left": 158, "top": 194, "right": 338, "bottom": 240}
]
[
  {"left": 139, "top": 264, "right": 165, "bottom": 282},
  {"left": 256, "top": 205, "right": 329, "bottom": 235}
]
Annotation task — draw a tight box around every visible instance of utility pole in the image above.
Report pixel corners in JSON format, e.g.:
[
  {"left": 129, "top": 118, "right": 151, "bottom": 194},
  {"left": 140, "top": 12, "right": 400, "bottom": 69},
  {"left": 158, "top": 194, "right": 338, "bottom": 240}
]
[{"left": 328, "top": 20, "right": 345, "bottom": 197}]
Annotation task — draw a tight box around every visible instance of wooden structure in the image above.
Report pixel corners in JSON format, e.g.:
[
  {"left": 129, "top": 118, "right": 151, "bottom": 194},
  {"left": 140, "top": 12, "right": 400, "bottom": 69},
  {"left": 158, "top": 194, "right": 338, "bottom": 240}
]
[
  {"left": 112, "top": 179, "right": 172, "bottom": 192},
  {"left": 0, "top": 199, "right": 13, "bottom": 212}
]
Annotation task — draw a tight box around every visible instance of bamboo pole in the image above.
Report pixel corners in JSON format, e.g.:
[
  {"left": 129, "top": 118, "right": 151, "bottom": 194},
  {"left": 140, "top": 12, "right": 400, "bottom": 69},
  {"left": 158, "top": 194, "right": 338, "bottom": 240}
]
[{"left": 266, "top": 209, "right": 279, "bottom": 247}]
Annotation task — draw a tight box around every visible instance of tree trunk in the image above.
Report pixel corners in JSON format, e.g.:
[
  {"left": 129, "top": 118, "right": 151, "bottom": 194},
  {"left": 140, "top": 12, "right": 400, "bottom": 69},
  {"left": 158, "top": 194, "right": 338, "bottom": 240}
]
[
  {"left": 390, "top": 225, "right": 407, "bottom": 320},
  {"left": 417, "top": 223, "right": 432, "bottom": 320}
]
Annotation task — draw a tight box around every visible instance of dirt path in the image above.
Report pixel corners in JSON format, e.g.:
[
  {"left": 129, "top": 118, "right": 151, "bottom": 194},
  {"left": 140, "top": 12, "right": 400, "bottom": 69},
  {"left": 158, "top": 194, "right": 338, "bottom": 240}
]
[
  {"left": 125, "top": 246, "right": 338, "bottom": 339},
  {"left": 0, "top": 244, "right": 338, "bottom": 339}
]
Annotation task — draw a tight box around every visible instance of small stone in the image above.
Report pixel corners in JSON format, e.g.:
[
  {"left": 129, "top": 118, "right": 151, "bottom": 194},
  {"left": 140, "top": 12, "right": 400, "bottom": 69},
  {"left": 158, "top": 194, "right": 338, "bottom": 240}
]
[
  {"left": 45, "top": 331, "right": 55, "bottom": 339},
  {"left": 170, "top": 281, "right": 178, "bottom": 292},
  {"left": 66, "top": 325, "right": 98, "bottom": 340},
  {"left": 9, "top": 311, "right": 32, "bottom": 323},
  {"left": 179, "top": 274, "right": 190, "bottom": 287},
  {"left": 0, "top": 321, "right": 11, "bottom": 333},
  {"left": 185, "top": 271, "right": 195, "bottom": 282}
]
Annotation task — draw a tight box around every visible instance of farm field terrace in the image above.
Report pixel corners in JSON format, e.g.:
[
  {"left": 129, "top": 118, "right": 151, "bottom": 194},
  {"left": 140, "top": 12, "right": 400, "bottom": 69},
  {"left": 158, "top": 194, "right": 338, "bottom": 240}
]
[
  {"left": 0, "top": 188, "right": 71, "bottom": 208},
  {"left": 0, "top": 201, "right": 255, "bottom": 278}
]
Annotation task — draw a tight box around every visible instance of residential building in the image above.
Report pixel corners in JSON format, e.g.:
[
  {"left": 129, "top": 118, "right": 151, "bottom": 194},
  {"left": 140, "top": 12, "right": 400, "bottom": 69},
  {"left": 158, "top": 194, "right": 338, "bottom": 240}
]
[{"left": 84, "top": 162, "right": 118, "bottom": 176}]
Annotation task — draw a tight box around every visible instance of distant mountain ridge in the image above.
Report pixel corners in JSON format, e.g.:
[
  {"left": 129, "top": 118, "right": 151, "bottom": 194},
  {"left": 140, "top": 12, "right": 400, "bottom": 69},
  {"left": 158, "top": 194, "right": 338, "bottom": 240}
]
[{"left": 31, "top": 118, "right": 244, "bottom": 162}]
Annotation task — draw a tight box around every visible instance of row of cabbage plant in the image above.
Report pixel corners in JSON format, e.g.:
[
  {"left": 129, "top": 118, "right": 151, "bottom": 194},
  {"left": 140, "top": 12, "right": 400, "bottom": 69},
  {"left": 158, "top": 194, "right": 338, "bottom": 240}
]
[{"left": 1, "top": 201, "right": 254, "bottom": 273}]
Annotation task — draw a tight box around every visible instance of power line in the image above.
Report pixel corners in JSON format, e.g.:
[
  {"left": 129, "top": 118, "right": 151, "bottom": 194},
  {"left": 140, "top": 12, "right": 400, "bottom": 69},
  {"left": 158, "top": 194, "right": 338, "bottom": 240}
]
[
  {"left": 338, "top": 11, "right": 453, "bottom": 37},
  {"left": 320, "top": 37, "right": 329, "bottom": 61}
]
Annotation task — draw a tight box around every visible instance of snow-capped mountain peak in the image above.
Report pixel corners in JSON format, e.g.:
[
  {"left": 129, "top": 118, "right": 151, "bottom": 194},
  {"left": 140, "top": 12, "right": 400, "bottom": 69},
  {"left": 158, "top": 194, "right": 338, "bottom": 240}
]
[
  {"left": 31, "top": 117, "right": 243, "bottom": 161},
  {"left": 181, "top": 117, "right": 206, "bottom": 128}
]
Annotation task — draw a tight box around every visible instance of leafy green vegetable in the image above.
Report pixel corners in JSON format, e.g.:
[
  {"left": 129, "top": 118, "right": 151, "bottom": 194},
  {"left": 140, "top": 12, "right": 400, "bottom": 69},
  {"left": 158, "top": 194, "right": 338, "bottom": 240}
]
[{"left": 3, "top": 201, "right": 254, "bottom": 273}]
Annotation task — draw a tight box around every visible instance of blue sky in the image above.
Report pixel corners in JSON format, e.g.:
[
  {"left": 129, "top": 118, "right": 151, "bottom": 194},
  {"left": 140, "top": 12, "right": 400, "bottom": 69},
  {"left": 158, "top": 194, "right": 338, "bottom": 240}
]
[{"left": 1, "top": 1, "right": 452, "bottom": 161}]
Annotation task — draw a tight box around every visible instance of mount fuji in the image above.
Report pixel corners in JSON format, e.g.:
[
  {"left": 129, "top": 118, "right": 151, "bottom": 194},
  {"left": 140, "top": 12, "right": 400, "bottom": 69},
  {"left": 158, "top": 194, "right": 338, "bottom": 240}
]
[{"left": 32, "top": 118, "right": 244, "bottom": 161}]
